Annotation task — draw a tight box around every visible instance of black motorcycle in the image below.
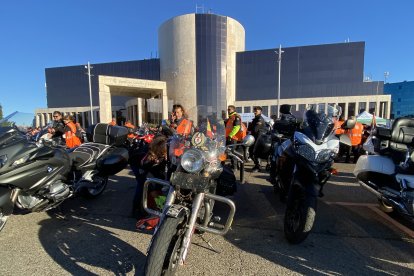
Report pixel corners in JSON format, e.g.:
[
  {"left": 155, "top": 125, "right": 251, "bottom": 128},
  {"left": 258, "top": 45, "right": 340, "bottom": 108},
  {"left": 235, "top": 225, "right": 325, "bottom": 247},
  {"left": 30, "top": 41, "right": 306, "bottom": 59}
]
[{"left": 0, "top": 121, "right": 129, "bottom": 232}]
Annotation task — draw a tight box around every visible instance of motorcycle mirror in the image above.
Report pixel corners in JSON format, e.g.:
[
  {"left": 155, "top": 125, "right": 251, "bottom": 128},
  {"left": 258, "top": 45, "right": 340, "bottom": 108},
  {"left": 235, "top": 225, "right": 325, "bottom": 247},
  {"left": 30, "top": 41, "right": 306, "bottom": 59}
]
[{"left": 242, "top": 135, "right": 255, "bottom": 147}]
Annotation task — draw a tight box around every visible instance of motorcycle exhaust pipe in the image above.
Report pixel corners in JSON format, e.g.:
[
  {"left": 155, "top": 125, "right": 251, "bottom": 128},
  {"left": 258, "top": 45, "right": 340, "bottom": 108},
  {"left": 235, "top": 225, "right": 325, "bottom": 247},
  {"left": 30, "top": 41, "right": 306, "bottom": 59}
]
[
  {"left": 385, "top": 197, "right": 409, "bottom": 215},
  {"left": 358, "top": 180, "right": 381, "bottom": 198}
]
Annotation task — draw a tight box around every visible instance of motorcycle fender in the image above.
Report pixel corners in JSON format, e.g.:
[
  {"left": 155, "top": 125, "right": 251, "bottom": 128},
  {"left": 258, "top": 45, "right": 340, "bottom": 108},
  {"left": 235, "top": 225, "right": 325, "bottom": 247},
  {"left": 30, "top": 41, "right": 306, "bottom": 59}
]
[
  {"left": 294, "top": 168, "right": 320, "bottom": 197},
  {"left": 166, "top": 204, "right": 190, "bottom": 219},
  {"left": 353, "top": 155, "right": 395, "bottom": 177},
  {"left": 0, "top": 187, "right": 14, "bottom": 216}
]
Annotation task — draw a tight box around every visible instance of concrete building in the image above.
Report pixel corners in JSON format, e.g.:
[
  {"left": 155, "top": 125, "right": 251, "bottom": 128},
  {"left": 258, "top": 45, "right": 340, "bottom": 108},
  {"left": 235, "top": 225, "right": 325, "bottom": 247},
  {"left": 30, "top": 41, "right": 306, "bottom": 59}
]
[
  {"left": 36, "top": 13, "right": 390, "bottom": 128},
  {"left": 384, "top": 81, "right": 414, "bottom": 118}
]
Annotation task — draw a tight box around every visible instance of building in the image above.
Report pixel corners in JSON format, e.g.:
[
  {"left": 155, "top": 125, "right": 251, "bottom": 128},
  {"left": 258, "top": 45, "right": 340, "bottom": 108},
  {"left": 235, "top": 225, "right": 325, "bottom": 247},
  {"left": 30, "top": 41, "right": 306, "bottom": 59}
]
[
  {"left": 36, "top": 13, "right": 390, "bottom": 128},
  {"left": 384, "top": 81, "right": 414, "bottom": 118}
]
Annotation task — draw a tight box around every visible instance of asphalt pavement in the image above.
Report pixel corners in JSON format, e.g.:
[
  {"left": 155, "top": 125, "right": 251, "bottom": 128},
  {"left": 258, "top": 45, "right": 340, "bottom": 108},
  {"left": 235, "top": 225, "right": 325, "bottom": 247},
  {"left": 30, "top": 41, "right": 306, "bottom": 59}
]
[{"left": 0, "top": 162, "right": 413, "bottom": 275}]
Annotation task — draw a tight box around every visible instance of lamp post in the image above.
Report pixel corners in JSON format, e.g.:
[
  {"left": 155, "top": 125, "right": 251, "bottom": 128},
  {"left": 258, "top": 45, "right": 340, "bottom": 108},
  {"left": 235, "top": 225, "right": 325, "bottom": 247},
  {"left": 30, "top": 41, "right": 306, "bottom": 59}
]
[
  {"left": 275, "top": 45, "right": 284, "bottom": 118},
  {"left": 85, "top": 62, "right": 94, "bottom": 124}
]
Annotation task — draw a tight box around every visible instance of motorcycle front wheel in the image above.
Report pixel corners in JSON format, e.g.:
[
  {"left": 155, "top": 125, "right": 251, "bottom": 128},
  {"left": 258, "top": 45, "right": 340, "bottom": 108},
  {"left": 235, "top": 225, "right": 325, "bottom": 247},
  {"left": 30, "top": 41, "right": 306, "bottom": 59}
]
[
  {"left": 284, "top": 185, "right": 317, "bottom": 244},
  {"left": 144, "top": 216, "right": 185, "bottom": 276}
]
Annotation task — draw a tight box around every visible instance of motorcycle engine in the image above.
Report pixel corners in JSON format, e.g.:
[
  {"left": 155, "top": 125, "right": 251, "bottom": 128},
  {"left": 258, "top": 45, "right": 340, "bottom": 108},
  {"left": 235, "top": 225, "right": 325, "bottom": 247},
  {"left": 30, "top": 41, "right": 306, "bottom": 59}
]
[{"left": 17, "top": 182, "right": 70, "bottom": 210}]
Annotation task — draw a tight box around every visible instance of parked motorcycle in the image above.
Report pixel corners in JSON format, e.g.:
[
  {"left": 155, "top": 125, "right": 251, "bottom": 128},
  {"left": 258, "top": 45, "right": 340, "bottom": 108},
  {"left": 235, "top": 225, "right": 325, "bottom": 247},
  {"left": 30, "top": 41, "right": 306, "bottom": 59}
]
[
  {"left": 141, "top": 106, "right": 254, "bottom": 275},
  {"left": 273, "top": 105, "right": 342, "bottom": 244},
  {"left": 0, "top": 120, "right": 129, "bottom": 232},
  {"left": 354, "top": 117, "right": 414, "bottom": 220}
]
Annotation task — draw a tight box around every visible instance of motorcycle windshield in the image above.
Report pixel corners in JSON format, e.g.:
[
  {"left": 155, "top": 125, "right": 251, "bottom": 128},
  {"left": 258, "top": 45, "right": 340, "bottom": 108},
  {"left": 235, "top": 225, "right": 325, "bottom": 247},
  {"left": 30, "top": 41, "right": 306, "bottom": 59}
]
[
  {"left": 302, "top": 105, "right": 342, "bottom": 144},
  {"left": 168, "top": 105, "right": 226, "bottom": 176}
]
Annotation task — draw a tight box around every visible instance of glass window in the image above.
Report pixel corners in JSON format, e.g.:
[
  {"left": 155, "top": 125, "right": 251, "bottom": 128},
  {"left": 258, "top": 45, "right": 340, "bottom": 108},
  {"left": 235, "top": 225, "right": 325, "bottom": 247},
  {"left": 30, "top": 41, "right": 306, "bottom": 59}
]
[
  {"left": 262, "top": 106, "right": 269, "bottom": 117},
  {"left": 270, "top": 105, "right": 278, "bottom": 116},
  {"left": 244, "top": 106, "right": 251, "bottom": 113},
  {"left": 236, "top": 107, "right": 242, "bottom": 113},
  {"left": 348, "top": 102, "right": 356, "bottom": 117},
  {"left": 369, "top": 102, "right": 376, "bottom": 114},
  {"left": 358, "top": 102, "right": 366, "bottom": 114}
]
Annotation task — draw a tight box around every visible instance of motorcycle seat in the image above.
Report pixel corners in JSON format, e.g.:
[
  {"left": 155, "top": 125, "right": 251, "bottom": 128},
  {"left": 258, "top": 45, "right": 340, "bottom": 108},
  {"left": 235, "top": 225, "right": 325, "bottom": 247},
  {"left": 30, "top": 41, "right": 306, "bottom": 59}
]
[{"left": 70, "top": 143, "right": 110, "bottom": 170}]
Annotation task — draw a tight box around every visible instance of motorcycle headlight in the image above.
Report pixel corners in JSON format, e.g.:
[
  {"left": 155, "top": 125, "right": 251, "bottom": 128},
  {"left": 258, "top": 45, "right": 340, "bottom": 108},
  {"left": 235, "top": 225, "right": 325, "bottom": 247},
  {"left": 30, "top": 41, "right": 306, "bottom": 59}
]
[
  {"left": 181, "top": 149, "right": 205, "bottom": 173},
  {"left": 316, "top": 149, "right": 333, "bottom": 163},
  {"left": 296, "top": 144, "right": 316, "bottom": 161}
]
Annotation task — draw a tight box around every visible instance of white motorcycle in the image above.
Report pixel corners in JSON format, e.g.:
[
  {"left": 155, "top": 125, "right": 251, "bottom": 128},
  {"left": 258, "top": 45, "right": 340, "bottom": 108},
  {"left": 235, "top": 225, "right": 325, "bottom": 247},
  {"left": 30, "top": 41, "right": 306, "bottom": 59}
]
[
  {"left": 276, "top": 105, "right": 344, "bottom": 244},
  {"left": 353, "top": 117, "right": 414, "bottom": 220}
]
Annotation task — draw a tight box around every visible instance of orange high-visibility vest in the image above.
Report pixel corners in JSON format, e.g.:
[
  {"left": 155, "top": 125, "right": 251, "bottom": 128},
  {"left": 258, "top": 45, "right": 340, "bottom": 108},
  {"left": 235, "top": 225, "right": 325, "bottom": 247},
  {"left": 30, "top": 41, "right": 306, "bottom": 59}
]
[
  {"left": 65, "top": 122, "right": 81, "bottom": 148},
  {"left": 347, "top": 122, "right": 364, "bottom": 146},
  {"left": 176, "top": 118, "right": 192, "bottom": 136},
  {"left": 335, "top": 120, "right": 345, "bottom": 135},
  {"left": 225, "top": 114, "right": 246, "bottom": 141}
]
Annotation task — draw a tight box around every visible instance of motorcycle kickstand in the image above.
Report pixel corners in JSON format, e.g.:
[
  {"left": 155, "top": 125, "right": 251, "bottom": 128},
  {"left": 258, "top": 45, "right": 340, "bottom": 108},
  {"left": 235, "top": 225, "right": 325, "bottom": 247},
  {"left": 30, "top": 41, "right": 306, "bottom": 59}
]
[{"left": 197, "top": 233, "right": 221, "bottom": 254}]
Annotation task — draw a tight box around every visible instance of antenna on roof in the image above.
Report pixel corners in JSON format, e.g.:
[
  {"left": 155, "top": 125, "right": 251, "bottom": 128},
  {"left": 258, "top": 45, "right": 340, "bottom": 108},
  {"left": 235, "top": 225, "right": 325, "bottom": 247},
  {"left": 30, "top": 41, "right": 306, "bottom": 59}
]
[{"left": 196, "top": 4, "right": 205, "bottom": 14}]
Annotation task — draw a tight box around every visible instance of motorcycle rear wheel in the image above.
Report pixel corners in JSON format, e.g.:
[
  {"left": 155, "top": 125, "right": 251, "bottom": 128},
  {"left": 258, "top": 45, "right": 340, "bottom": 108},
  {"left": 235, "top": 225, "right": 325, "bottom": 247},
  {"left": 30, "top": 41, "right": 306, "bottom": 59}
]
[
  {"left": 284, "top": 186, "right": 317, "bottom": 244},
  {"left": 81, "top": 176, "right": 108, "bottom": 198},
  {"left": 144, "top": 216, "right": 185, "bottom": 276}
]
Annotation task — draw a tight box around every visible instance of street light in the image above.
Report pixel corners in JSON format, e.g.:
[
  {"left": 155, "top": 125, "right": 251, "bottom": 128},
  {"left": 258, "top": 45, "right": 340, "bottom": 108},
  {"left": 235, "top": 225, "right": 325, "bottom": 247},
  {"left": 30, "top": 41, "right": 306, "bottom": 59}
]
[
  {"left": 85, "top": 62, "right": 94, "bottom": 124},
  {"left": 384, "top": 71, "right": 390, "bottom": 84},
  {"left": 275, "top": 44, "right": 284, "bottom": 118}
]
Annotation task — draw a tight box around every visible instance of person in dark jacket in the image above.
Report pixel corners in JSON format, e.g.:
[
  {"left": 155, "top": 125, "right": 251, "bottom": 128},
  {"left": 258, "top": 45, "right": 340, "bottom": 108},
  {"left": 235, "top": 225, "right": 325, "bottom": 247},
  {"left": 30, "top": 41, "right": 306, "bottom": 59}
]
[
  {"left": 49, "top": 111, "right": 65, "bottom": 138},
  {"left": 248, "top": 106, "right": 267, "bottom": 172}
]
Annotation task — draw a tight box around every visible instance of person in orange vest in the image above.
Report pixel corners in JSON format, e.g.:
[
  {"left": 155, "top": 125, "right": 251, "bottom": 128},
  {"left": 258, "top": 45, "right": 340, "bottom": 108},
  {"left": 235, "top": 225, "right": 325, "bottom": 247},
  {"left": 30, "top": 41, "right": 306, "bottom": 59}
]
[
  {"left": 62, "top": 115, "right": 82, "bottom": 149},
  {"left": 170, "top": 104, "right": 193, "bottom": 136},
  {"left": 225, "top": 105, "right": 243, "bottom": 144},
  {"left": 334, "top": 116, "right": 345, "bottom": 135},
  {"left": 124, "top": 120, "right": 136, "bottom": 139},
  {"left": 109, "top": 117, "right": 117, "bottom": 126},
  {"left": 345, "top": 119, "right": 364, "bottom": 163}
]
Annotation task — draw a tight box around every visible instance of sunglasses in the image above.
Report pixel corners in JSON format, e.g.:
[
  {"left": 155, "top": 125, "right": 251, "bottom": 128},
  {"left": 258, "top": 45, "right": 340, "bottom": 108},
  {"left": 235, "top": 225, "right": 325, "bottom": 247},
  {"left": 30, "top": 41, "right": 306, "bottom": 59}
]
[{"left": 53, "top": 116, "right": 59, "bottom": 118}]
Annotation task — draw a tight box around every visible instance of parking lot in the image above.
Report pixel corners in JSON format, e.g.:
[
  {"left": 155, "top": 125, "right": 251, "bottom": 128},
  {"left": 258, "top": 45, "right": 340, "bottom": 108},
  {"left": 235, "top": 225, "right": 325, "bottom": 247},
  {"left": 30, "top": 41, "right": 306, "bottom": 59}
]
[{"left": 0, "top": 163, "right": 413, "bottom": 275}]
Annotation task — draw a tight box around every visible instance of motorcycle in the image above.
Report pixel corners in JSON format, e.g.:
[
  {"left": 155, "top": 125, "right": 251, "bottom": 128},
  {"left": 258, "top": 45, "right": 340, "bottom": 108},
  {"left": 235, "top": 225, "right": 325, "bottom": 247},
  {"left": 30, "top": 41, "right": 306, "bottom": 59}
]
[
  {"left": 141, "top": 106, "right": 254, "bottom": 275},
  {"left": 354, "top": 117, "right": 414, "bottom": 220},
  {"left": 0, "top": 120, "right": 129, "bottom": 232},
  {"left": 274, "top": 105, "right": 343, "bottom": 244}
]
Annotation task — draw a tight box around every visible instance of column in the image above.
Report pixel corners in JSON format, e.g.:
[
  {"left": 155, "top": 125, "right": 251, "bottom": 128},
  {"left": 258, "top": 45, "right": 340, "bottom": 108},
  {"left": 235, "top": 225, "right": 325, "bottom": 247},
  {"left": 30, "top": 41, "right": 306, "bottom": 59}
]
[
  {"left": 98, "top": 81, "right": 112, "bottom": 124},
  {"left": 35, "top": 114, "right": 40, "bottom": 128},
  {"left": 355, "top": 102, "right": 359, "bottom": 115},
  {"left": 138, "top": 98, "right": 143, "bottom": 127},
  {"left": 162, "top": 89, "right": 168, "bottom": 120},
  {"left": 40, "top": 113, "right": 45, "bottom": 127},
  {"left": 344, "top": 102, "right": 349, "bottom": 120},
  {"left": 386, "top": 99, "right": 391, "bottom": 119}
]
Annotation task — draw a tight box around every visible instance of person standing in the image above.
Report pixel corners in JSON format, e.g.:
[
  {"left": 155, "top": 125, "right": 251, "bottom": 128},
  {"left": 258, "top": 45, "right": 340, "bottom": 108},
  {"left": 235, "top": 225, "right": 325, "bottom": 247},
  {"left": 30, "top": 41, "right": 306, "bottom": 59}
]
[
  {"left": 63, "top": 115, "right": 82, "bottom": 149},
  {"left": 49, "top": 111, "right": 65, "bottom": 138},
  {"left": 248, "top": 106, "right": 266, "bottom": 172},
  {"left": 225, "top": 105, "right": 242, "bottom": 145},
  {"left": 170, "top": 104, "right": 193, "bottom": 136}
]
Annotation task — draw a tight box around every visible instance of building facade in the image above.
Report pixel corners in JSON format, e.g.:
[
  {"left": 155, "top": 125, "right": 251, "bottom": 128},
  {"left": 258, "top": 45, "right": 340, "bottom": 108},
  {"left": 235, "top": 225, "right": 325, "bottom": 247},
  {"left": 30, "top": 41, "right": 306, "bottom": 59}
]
[
  {"left": 36, "top": 13, "right": 390, "bottom": 128},
  {"left": 384, "top": 81, "right": 414, "bottom": 118}
]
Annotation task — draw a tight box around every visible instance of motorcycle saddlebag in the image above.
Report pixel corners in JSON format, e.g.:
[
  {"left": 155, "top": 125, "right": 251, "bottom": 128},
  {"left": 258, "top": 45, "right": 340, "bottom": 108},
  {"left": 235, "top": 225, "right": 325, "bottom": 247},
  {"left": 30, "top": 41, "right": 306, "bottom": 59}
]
[
  {"left": 216, "top": 166, "right": 237, "bottom": 196},
  {"left": 87, "top": 124, "right": 128, "bottom": 146},
  {"left": 253, "top": 133, "right": 272, "bottom": 160},
  {"left": 96, "top": 147, "right": 129, "bottom": 176}
]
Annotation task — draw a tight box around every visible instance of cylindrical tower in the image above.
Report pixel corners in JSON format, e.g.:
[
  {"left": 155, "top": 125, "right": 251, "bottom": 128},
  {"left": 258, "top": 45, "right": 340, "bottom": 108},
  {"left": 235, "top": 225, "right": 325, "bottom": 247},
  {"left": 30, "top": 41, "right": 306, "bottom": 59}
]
[{"left": 158, "top": 13, "right": 245, "bottom": 118}]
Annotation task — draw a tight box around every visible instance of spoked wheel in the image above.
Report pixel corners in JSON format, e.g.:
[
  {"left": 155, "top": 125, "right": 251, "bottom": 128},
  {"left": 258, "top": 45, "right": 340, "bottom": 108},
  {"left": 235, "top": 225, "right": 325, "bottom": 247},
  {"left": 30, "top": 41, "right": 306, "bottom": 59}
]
[
  {"left": 144, "top": 216, "right": 186, "bottom": 276},
  {"left": 82, "top": 176, "right": 108, "bottom": 198},
  {"left": 284, "top": 186, "right": 317, "bottom": 244}
]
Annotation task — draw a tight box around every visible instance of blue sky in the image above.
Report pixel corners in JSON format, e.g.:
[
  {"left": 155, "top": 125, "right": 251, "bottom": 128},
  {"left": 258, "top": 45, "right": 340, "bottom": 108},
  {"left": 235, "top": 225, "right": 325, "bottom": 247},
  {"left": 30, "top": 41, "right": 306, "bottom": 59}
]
[{"left": 0, "top": 0, "right": 413, "bottom": 116}]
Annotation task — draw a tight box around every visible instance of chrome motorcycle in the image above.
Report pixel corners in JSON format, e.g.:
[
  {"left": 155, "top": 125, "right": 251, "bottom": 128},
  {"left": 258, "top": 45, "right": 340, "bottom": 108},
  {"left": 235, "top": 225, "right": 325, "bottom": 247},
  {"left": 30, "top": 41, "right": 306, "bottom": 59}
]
[{"left": 142, "top": 106, "right": 254, "bottom": 275}]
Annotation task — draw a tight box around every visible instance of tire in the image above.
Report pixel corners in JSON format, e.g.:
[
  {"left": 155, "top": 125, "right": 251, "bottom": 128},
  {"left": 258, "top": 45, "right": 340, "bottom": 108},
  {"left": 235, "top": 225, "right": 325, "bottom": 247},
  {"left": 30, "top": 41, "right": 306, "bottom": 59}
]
[
  {"left": 284, "top": 186, "right": 317, "bottom": 244},
  {"left": 81, "top": 176, "right": 108, "bottom": 199},
  {"left": 144, "top": 216, "right": 186, "bottom": 276}
]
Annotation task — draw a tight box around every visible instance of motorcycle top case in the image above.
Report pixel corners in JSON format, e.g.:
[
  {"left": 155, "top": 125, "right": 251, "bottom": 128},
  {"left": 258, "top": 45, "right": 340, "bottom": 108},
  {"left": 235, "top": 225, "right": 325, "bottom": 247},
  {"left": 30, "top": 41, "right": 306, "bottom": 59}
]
[
  {"left": 87, "top": 123, "right": 128, "bottom": 146},
  {"left": 96, "top": 147, "right": 129, "bottom": 176},
  {"left": 253, "top": 133, "right": 273, "bottom": 159}
]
